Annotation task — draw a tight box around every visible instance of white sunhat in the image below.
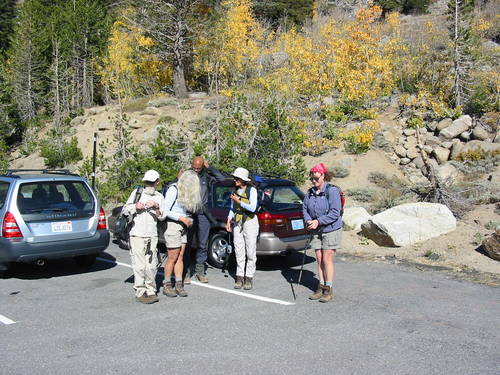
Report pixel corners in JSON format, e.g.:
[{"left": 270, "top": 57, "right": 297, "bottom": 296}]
[
  {"left": 142, "top": 169, "right": 160, "bottom": 182},
  {"left": 232, "top": 167, "right": 251, "bottom": 182}
]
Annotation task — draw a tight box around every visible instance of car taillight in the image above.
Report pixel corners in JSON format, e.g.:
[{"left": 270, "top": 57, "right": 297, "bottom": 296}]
[
  {"left": 97, "top": 207, "right": 107, "bottom": 230},
  {"left": 2, "top": 212, "right": 23, "bottom": 238},
  {"left": 257, "top": 212, "right": 286, "bottom": 225}
]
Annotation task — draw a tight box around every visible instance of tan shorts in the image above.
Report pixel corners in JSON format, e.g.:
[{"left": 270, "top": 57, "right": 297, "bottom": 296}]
[
  {"left": 165, "top": 221, "right": 187, "bottom": 249},
  {"left": 310, "top": 228, "right": 342, "bottom": 250}
]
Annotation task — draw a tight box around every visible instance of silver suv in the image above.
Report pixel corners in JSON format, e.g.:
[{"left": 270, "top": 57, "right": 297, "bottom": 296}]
[{"left": 0, "top": 169, "right": 110, "bottom": 276}]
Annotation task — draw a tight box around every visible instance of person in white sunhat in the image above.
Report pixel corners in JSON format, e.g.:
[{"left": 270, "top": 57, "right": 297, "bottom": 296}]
[
  {"left": 122, "top": 170, "right": 165, "bottom": 304},
  {"left": 225, "top": 167, "right": 259, "bottom": 290}
]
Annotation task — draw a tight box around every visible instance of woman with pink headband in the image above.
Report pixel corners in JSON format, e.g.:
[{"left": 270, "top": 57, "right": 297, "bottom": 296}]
[{"left": 302, "top": 162, "right": 343, "bottom": 303}]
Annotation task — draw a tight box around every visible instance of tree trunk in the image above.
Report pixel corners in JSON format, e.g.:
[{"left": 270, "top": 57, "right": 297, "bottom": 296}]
[{"left": 173, "top": 61, "right": 188, "bottom": 98}]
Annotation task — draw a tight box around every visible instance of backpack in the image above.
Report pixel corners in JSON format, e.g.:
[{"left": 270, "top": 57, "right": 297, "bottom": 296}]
[
  {"left": 115, "top": 187, "right": 143, "bottom": 249},
  {"left": 309, "top": 183, "right": 345, "bottom": 216}
]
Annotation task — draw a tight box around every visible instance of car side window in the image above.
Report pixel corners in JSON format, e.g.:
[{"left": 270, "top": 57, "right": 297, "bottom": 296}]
[
  {"left": 214, "top": 186, "right": 233, "bottom": 209},
  {"left": 0, "top": 181, "right": 9, "bottom": 209}
]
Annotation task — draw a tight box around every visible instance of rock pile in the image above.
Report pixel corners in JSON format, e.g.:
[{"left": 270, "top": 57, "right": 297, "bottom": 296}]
[{"left": 389, "top": 114, "right": 500, "bottom": 183}]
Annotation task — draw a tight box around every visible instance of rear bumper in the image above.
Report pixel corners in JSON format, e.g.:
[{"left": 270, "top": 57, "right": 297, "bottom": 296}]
[
  {"left": 0, "top": 230, "right": 110, "bottom": 263},
  {"left": 256, "top": 232, "right": 308, "bottom": 255}
]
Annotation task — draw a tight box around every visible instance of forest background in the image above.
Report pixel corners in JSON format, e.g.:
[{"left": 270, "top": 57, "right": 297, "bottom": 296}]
[{"left": 0, "top": 0, "right": 498, "bottom": 204}]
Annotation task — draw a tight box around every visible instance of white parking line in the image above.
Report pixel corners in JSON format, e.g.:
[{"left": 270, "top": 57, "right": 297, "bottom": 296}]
[
  {"left": 0, "top": 314, "right": 16, "bottom": 325},
  {"left": 97, "top": 257, "right": 295, "bottom": 306}
]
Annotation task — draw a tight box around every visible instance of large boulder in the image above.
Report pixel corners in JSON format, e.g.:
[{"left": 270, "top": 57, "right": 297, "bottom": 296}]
[
  {"left": 482, "top": 227, "right": 500, "bottom": 261},
  {"left": 439, "top": 115, "right": 472, "bottom": 139},
  {"left": 436, "top": 118, "right": 453, "bottom": 131},
  {"left": 461, "top": 140, "right": 500, "bottom": 154},
  {"left": 343, "top": 207, "right": 371, "bottom": 232},
  {"left": 436, "top": 162, "right": 459, "bottom": 181},
  {"left": 361, "top": 203, "right": 456, "bottom": 247},
  {"left": 432, "top": 146, "right": 451, "bottom": 164},
  {"left": 450, "top": 139, "right": 464, "bottom": 160},
  {"left": 472, "top": 125, "right": 490, "bottom": 141}
]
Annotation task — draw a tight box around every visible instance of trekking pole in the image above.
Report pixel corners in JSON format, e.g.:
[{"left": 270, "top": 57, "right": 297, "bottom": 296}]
[{"left": 294, "top": 229, "right": 315, "bottom": 300}]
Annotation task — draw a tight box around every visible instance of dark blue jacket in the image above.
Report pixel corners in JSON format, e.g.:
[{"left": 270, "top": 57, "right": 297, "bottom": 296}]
[{"left": 302, "top": 184, "right": 342, "bottom": 232}]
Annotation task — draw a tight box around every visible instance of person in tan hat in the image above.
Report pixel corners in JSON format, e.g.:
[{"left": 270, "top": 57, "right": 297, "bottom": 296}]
[
  {"left": 122, "top": 170, "right": 165, "bottom": 304},
  {"left": 225, "top": 167, "right": 259, "bottom": 290}
]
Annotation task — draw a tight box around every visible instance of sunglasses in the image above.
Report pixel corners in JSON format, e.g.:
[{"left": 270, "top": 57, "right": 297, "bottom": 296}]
[{"left": 309, "top": 176, "right": 321, "bottom": 182}]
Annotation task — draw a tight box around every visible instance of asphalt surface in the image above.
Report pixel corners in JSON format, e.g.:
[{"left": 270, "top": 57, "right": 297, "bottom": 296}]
[{"left": 1, "top": 241, "right": 499, "bottom": 375}]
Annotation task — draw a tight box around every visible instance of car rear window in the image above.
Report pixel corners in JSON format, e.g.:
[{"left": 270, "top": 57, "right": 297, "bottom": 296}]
[
  {"left": 0, "top": 181, "right": 9, "bottom": 209},
  {"left": 260, "top": 185, "right": 304, "bottom": 211},
  {"left": 17, "top": 181, "right": 95, "bottom": 220}
]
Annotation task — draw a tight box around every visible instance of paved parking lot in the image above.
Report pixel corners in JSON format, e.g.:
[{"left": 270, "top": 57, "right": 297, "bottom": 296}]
[{"left": 1, "top": 242, "right": 499, "bottom": 375}]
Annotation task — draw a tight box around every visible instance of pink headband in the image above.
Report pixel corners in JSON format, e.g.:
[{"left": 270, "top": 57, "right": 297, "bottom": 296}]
[{"left": 310, "top": 163, "right": 327, "bottom": 174}]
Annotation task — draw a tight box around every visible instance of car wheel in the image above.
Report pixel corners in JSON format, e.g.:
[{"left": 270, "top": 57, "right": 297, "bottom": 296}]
[
  {"left": 207, "top": 232, "right": 232, "bottom": 269},
  {"left": 74, "top": 254, "right": 98, "bottom": 267},
  {"left": 0, "top": 263, "right": 10, "bottom": 278}
]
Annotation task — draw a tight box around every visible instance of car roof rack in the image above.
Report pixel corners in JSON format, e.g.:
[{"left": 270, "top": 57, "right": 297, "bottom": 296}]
[{"left": 1, "top": 169, "right": 79, "bottom": 178}]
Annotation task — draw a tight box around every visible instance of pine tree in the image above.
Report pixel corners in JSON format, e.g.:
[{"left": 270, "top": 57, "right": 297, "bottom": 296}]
[{"left": 133, "top": 0, "right": 205, "bottom": 98}]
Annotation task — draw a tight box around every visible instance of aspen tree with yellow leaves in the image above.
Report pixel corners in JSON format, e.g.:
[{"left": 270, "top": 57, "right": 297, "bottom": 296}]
[
  {"left": 99, "top": 9, "right": 171, "bottom": 101},
  {"left": 194, "top": 0, "right": 265, "bottom": 93}
]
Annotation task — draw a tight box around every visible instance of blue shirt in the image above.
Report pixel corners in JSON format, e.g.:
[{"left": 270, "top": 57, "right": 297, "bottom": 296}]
[
  {"left": 302, "top": 184, "right": 342, "bottom": 232},
  {"left": 228, "top": 186, "right": 258, "bottom": 220},
  {"left": 162, "top": 184, "right": 191, "bottom": 221}
]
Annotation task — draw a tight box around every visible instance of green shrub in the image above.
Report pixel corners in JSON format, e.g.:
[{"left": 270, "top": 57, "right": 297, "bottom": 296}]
[
  {"left": 407, "top": 116, "right": 424, "bottom": 129},
  {"left": 123, "top": 97, "right": 150, "bottom": 112},
  {"left": 344, "top": 135, "right": 370, "bottom": 154},
  {"left": 40, "top": 136, "right": 83, "bottom": 168},
  {"left": 331, "top": 166, "right": 350, "bottom": 178},
  {"left": 346, "top": 187, "right": 376, "bottom": 202}
]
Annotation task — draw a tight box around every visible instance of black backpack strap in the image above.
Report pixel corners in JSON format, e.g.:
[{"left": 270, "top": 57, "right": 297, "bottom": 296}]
[
  {"left": 167, "top": 184, "right": 178, "bottom": 211},
  {"left": 133, "top": 187, "right": 143, "bottom": 204}
]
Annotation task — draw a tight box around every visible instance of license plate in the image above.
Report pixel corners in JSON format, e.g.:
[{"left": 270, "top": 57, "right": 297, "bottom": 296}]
[
  {"left": 51, "top": 221, "right": 72, "bottom": 233},
  {"left": 291, "top": 219, "right": 304, "bottom": 230}
]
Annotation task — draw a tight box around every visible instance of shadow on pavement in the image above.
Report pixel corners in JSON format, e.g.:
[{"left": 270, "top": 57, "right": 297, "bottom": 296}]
[{"left": 4, "top": 252, "right": 117, "bottom": 280}]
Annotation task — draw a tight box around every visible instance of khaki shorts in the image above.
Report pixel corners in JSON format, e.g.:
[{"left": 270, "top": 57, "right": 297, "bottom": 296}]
[
  {"left": 165, "top": 221, "right": 187, "bottom": 249},
  {"left": 310, "top": 228, "right": 342, "bottom": 250}
]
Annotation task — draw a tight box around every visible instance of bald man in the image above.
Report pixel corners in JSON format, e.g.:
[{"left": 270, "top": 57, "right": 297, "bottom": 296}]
[{"left": 188, "top": 156, "right": 225, "bottom": 283}]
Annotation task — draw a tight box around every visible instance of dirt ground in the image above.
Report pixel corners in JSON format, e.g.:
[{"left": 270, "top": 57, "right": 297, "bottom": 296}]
[{"left": 10, "top": 97, "right": 500, "bottom": 285}]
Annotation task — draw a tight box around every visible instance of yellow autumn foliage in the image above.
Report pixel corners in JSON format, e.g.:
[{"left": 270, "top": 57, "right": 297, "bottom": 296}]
[
  {"left": 257, "top": 6, "right": 403, "bottom": 103},
  {"left": 193, "top": 0, "right": 265, "bottom": 92},
  {"left": 99, "top": 8, "right": 172, "bottom": 99}
]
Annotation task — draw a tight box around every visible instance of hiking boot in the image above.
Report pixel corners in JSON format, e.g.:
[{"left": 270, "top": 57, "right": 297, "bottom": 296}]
[
  {"left": 162, "top": 282, "right": 177, "bottom": 297},
  {"left": 309, "top": 285, "right": 325, "bottom": 300},
  {"left": 136, "top": 293, "right": 158, "bottom": 304},
  {"left": 195, "top": 264, "right": 208, "bottom": 283},
  {"left": 175, "top": 281, "right": 188, "bottom": 297},
  {"left": 234, "top": 276, "right": 244, "bottom": 289},
  {"left": 243, "top": 277, "right": 253, "bottom": 290},
  {"left": 319, "top": 286, "right": 333, "bottom": 303},
  {"left": 183, "top": 274, "right": 191, "bottom": 285}
]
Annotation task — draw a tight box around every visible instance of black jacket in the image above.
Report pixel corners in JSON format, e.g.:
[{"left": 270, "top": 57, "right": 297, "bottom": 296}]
[{"left": 199, "top": 166, "right": 225, "bottom": 208}]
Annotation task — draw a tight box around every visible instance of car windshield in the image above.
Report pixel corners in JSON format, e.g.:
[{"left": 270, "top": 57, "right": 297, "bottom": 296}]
[
  {"left": 260, "top": 185, "right": 304, "bottom": 211},
  {"left": 0, "top": 181, "right": 9, "bottom": 210},
  {"left": 17, "top": 181, "right": 94, "bottom": 214}
]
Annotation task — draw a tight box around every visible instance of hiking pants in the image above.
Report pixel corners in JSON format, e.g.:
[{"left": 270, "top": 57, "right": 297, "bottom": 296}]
[
  {"left": 195, "top": 213, "right": 210, "bottom": 265},
  {"left": 130, "top": 236, "right": 159, "bottom": 297},
  {"left": 233, "top": 216, "right": 259, "bottom": 278}
]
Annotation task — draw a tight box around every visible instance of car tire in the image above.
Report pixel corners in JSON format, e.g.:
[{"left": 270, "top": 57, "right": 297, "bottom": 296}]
[
  {"left": 74, "top": 253, "right": 98, "bottom": 267},
  {"left": 0, "top": 263, "right": 10, "bottom": 278},
  {"left": 207, "top": 231, "right": 233, "bottom": 269}
]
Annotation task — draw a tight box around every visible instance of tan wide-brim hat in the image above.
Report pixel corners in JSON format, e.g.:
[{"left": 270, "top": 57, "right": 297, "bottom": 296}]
[
  {"left": 142, "top": 169, "right": 160, "bottom": 182},
  {"left": 232, "top": 167, "right": 251, "bottom": 182}
]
